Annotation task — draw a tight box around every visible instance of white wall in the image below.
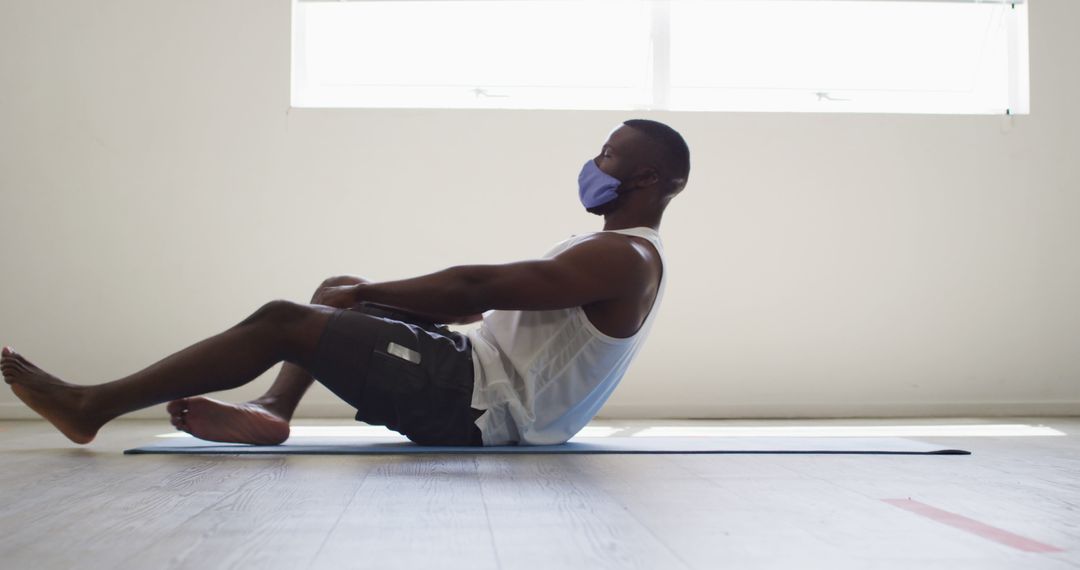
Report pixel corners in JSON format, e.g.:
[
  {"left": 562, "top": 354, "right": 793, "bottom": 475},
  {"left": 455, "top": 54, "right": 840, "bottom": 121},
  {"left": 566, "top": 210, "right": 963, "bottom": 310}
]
[{"left": 1, "top": 0, "right": 1077, "bottom": 421}]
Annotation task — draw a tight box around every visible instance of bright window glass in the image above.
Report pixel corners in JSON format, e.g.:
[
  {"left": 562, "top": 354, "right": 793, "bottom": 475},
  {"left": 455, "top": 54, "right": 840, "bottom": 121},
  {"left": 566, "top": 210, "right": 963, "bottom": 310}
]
[
  {"left": 291, "top": 0, "right": 1028, "bottom": 114},
  {"left": 293, "top": 0, "right": 653, "bottom": 109},
  {"left": 668, "top": 1, "right": 1024, "bottom": 113}
]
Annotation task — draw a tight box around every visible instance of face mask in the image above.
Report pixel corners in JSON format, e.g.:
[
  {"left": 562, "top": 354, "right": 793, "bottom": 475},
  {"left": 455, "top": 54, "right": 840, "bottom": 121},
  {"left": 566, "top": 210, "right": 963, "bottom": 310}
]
[{"left": 578, "top": 159, "right": 623, "bottom": 209}]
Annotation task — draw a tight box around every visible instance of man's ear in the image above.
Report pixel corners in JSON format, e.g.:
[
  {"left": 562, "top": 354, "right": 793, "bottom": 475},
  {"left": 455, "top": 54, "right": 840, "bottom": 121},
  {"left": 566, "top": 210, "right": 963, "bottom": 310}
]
[
  {"left": 615, "top": 169, "right": 656, "bottom": 197},
  {"left": 630, "top": 168, "right": 660, "bottom": 189}
]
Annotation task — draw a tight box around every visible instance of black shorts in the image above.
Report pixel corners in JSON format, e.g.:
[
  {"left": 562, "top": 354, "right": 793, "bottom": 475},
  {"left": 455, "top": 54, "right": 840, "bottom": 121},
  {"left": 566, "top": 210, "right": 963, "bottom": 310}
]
[{"left": 306, "top": 303, "right": 485, "bottom": 447}]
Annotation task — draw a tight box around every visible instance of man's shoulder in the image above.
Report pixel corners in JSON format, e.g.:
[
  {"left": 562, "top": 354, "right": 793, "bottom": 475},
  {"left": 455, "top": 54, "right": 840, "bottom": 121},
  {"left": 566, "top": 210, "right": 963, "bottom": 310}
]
[
  {"left": 558, "top": 231, "right": 644, "bottom": 259},
  {"left": 565, "top": 232, "right": 658, "bottom": 264},
  {"left": 550, "top": 233, "right": 655, "bottom": 287}
]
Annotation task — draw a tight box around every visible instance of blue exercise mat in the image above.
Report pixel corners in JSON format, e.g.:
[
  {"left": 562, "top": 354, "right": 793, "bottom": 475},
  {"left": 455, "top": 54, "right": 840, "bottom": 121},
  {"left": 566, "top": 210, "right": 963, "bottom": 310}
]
[{"left": 125, "top": 434, "right": 969, "bottom": 455}]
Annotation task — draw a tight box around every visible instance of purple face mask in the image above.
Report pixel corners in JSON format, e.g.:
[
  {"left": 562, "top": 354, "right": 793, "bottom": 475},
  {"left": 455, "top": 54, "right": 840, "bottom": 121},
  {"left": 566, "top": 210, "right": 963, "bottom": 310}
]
[{"left": 578, "top": 159, "right": 622, "bottom": 209}]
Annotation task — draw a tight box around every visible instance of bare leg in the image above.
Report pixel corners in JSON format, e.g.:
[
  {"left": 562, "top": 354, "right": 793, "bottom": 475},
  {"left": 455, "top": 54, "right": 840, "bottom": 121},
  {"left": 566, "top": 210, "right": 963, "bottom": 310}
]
[
  {"left": 167, "top": 276, "right": 370, "bottom": 444},
  {"left": 261, "top": 276, "right": 371, "bottom": 416},
  {"left": 1, "top": 300, "right": 334, "bottom": 444}
]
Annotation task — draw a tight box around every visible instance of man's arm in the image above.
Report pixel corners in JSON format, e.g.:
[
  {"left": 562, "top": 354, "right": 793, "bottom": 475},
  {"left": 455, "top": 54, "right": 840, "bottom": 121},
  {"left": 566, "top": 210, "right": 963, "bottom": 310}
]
[
  {"left": 347, "top": 301, "right": 484, "bottom": 326},
  {"left": 350, "top": 235, "right": 648, "bottom": 319}
]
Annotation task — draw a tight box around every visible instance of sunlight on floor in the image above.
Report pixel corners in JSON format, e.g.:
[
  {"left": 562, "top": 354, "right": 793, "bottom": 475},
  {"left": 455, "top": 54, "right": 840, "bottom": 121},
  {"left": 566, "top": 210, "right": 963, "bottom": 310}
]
[{"left": 630, "top": 424, "right": 1066, "bottom": 437}]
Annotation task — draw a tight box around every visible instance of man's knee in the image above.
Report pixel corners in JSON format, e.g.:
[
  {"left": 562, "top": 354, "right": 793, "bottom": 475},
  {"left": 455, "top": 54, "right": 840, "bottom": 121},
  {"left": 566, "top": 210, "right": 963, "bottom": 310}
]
[
  {"left": 311, "top": 275, "right": 370, "bottom": 301},
  {"left": 244, "top": 299, "right": 310, "bottom": 327},
  {"left": 320, "top": 275, "right": 370, "bottom": 289},
  {"left": 236, "top": 300, "right": 331, "bottom": 364}
]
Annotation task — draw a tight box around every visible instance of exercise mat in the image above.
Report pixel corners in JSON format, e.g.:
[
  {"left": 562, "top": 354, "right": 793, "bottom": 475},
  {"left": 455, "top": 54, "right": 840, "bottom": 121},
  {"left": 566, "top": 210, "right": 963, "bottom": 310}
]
[{"left": 125, "top": 431, "right": 969, "bottom": 455}]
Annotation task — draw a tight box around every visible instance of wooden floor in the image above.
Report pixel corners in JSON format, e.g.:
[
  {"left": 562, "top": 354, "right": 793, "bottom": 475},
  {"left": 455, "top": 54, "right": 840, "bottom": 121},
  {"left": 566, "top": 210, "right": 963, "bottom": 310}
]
[{"left": 1, "top": 417, "right": 1077, "bottom": 570}]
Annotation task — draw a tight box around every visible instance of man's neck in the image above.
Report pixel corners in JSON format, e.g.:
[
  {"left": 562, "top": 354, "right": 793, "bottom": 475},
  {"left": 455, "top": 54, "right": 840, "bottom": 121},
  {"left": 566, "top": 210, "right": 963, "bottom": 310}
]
[{"left": 602, "top": 210, "right": 661, "bottom": 232}]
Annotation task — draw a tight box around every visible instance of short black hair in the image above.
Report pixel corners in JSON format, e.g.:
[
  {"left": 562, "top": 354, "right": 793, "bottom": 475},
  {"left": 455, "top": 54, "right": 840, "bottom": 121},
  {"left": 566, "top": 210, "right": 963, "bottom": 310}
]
[{"left": 622, "top": 119, "right": 690, "bottom": 190}]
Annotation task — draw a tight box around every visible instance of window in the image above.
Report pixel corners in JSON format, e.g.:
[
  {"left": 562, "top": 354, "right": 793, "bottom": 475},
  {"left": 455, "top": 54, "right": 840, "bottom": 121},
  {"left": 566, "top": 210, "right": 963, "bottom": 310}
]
[{"left": 291, "top": 0, "right": 1029, "bottom": 114}]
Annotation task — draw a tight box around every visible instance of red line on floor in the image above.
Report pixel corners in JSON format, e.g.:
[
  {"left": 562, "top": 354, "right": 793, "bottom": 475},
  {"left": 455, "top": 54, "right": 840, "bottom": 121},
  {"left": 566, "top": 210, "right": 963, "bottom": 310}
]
[{"left": 883, "top": 498, "right": 1064, "bottom": 553}]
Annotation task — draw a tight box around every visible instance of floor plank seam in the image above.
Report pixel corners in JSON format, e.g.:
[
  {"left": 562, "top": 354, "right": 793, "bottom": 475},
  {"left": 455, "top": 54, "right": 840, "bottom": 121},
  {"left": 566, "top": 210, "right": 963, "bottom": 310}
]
[
  {"left": 476, "top": 456, "right": 504, "bottom": 570},
  {"left": 305, "top": 460, "right": 371, "bottom": 570}
]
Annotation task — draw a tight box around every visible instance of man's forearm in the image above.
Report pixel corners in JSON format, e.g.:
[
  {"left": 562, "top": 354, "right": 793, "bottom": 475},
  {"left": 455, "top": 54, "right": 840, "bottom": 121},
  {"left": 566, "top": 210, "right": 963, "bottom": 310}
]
[
  {"left": 351, "top": 265, "right": 485, "bottom": 322},
  {"left": 349, "top": 301, "right": 483, "bottom": 326}
]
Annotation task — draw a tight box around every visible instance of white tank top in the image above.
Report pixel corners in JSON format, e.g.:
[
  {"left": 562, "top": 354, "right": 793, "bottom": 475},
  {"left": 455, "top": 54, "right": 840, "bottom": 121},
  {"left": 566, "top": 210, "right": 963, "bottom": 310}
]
[{"left": 465, "top": 227, "right": 667, "bottom": 445}]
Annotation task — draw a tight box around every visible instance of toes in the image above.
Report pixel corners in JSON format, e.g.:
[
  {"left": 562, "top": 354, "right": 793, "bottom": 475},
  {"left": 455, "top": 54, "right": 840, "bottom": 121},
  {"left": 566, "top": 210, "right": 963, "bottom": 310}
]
[
  {"left": 1, "top": 361, "right": 23, "bottom": 380},
  {"left": 166, "top": 398, "right": 189, "bottom": 416},
  {"left": 1, "top": 347, "right": 27, "bottom": 361},
  {"left": 167, "top": 399, "right": 190, "bottom": 431},
  {"left": 170, "top": 409, "right": 189, "bottom": 431},
  {"left": 10, "top": 353, "right": 35, "bottom": 368},
  {"left": 1, "top": 362, "right": 26, "bottom": 377},
  {"left": 3, "top": 354, "right": 35, "bottom": 373}
]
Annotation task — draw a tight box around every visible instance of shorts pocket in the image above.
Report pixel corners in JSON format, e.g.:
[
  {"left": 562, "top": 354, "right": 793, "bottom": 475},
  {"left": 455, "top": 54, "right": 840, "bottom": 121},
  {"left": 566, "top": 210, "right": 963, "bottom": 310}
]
[
  {"left": 354, "top": 349, "right": 429, "bottom": 430},
  {"left": 367, "top": 349, "right": 429, "bottom": 395}
]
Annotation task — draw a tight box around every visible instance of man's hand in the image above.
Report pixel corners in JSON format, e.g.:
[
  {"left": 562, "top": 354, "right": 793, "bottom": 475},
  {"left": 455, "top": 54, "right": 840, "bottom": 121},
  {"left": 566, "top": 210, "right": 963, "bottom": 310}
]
[
  {"left": 311, "top": 284, "right": 360, "bottom": 309},
  {"left": 454, "top": 313, "right": 485, "bottom": 325}
]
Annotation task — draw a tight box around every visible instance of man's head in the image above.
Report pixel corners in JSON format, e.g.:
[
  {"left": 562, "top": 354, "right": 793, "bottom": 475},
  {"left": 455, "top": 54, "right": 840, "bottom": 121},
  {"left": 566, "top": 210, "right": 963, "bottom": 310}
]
[{"left": 582, "top": 119, "right": 690, "bottom": 216}]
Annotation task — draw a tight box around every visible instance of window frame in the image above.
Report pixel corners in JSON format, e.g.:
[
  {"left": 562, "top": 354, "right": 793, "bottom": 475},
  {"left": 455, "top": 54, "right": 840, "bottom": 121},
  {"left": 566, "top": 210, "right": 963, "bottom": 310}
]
[{"left": 290, "top": 0, "right": 1030, "bottom": 115}]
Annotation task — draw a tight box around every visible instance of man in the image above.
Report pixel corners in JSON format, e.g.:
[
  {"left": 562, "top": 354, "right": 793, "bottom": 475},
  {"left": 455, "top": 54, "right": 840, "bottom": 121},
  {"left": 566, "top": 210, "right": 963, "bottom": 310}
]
[{"left": 2, "top": 119, "right": 690, "bottom": 447}]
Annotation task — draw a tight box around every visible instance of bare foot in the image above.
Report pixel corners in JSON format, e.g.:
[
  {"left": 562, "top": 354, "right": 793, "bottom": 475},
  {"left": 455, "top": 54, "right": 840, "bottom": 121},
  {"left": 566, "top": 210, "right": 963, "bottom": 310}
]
[
  {"left": 166, "top": 396, "right": 290, "bottom": 445},
  {"left": 1, "top": 346, "right": 101, "bottom": 444}
]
